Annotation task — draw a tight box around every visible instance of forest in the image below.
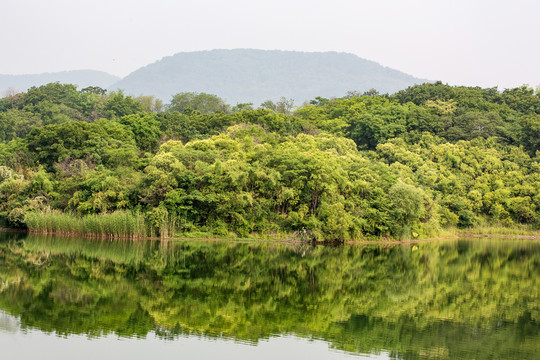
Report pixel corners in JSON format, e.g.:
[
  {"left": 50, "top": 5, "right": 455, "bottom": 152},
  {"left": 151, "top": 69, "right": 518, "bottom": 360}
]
[{"left": 0, "top": 82, "right": 539, "bottom": 241}]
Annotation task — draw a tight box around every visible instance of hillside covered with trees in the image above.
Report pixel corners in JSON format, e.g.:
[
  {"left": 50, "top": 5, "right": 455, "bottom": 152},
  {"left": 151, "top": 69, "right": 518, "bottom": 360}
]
[{"left": 0, "top": 82, "right": 539, "bottom": 241}]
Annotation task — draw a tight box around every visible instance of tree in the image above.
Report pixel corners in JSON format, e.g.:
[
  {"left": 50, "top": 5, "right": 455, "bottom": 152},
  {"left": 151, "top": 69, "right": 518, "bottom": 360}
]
[
  {"left": 259, "top": 100, "right": 277, "bottom": 111},
  {"left": 81, "top": 86, "right": 107, "bottom": 95},
  {"left": 362, "top": 88, "right": 380, "bottom": 97},
  {"left": 25, "top": 121, "right": 136, "bottom": 170},
  {"left": 1, "top": 88, "right": 24, "bottom": 111},
  {"left": 520, "top": 114, "right": 540, "bottom": 155},
  {"left": 232, "top": 103, "right": 254, "bottom": 112},
  {"left": 167, "top": 92, "right": 230, "bottom": 114},
  {"left": 502, "top": 85, "right": 540, "bottom": 114},
  {"left": 309, "top": 96, "right": 330, "bottom": 106},
  {"left": 104, "top": 90, "right": 143, "bottom": 118},
  {"left": 344, "top": 90, "right": 362, "bottom": 99},
  {"left": 119, "top": 113, "right": 161, "bottom": 152},
  {"left": 134, "top": 95, "right": 164, "bottom": 113},
  {"left": 348, "top": 101, "right": 408, "bottom": 149},
  {"left": 276, "top": 97, "right": 295, "bottom": 115},
  {"left": 23, "top": 82, "right": 81, "bottom": 108},
  {"left": 389, "top": 181, "right": 426, "bottom": 237},
  {"left": 444, "top": 111, "right": 503, "bottom": 141},
  {"left": 0, "top": 109, "right": 43, "bottom": 141},
  {"left": 259, "top": 97, "right": 295, "bottom": 115}
]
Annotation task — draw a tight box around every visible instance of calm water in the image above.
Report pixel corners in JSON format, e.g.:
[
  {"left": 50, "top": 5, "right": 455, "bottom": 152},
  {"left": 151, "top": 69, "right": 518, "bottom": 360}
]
[{"left": 0, "top": 231, "right": 538, "bottom": 359}]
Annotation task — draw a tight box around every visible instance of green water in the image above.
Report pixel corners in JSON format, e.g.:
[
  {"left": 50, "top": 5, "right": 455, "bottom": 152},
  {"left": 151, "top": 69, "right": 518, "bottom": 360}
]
[{"left": 0, "top": 231, "right": 538, "bottom": 359}]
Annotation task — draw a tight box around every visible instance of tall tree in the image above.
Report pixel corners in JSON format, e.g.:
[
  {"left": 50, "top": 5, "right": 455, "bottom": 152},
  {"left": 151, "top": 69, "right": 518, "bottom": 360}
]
[{"left": 168, "top": 92, "right": 229, "bottom": 114}]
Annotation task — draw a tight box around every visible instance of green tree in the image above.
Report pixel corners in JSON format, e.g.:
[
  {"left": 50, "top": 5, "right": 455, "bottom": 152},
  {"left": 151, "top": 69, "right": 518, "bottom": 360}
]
[
  {"left": 502, "top": 85, "right": 540, "bottom": 114},
  {"left": 23, "top": 82, "right": 81, "bottom": 109},
  {"left": 276, "top": 97, "right": 295, "bottom": 115},
  {"left": 168, "top": 92, "right": 230, "bottom": 114},
  {"left": 388, "top": 181, "right": 426, "bottom": 237},
  {"left": 105, "top": 91, "right": 143, "bottom": 118},
  {"left": 81, "top": 86, "right": 107, "bottom": 95},
  {"left": 232, "top": 102, "right": 254, "bottom": 112},
  {"left": 259, "top": 100, "right": 277, "bottom": 111},
  {"left": 260, "top": 97, "right": 295, "bottom": 115},
  {"left": 134, "top": 95, "right": 164, "bottom": 113},
  {"left": 520, "top": 114, "right": 540, "bottom": 155},
  {"left": 0, "top": 109, "right": 43, "bottom": 141},
  {"left": 119, "top": 113, "right": 161, "bottom": 152},
  {"left": 25, "top": 121, "right": 136, "bottom": 170}
]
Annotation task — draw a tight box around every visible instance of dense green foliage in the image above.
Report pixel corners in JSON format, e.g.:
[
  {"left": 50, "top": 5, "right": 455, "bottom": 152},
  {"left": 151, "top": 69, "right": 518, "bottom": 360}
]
[
  {"left": 0, "top": 81, "right": 539, "bottom": 239},
  {"left": 0, "top": 233, "right": 538, "bottom": 358}
]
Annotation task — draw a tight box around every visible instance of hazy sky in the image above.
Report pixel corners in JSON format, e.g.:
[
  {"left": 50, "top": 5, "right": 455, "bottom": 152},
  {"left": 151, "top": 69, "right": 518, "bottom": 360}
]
[{"left": 2, "top": 0, "right": 539, "bottom": 90}]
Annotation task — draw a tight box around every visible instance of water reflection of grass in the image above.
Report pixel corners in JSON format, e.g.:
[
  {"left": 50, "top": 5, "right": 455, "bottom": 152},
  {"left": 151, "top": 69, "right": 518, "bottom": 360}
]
[{"left": 22, "top": 234, "right": 156, "bottom": 265}]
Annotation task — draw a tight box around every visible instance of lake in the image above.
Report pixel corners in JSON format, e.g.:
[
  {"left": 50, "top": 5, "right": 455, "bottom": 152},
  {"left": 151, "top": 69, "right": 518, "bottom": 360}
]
[{"left": 0, "top": 231, "right": 538, "bottom": 359}]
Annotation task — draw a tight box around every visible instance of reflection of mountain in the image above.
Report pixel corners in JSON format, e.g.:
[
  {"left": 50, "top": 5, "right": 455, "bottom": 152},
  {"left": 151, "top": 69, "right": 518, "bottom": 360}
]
[
  {"left": 109, "top": 49, "right": 428, "bottom": 105},
  {"left": 0, "top": 233, "right": 538, "bottom": 359}
]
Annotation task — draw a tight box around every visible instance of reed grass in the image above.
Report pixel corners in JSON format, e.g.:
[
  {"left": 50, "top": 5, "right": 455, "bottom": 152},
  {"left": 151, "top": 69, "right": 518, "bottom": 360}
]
[
  {"left": 438, "top": 224, "right": 540, "bottom": 238},
  {"left": 25, "top": 210, "right": 175, "bottom": 239}
]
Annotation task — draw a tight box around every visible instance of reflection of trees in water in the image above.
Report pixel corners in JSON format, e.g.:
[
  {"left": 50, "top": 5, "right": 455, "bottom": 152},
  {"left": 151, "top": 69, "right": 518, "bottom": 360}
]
[{"left": 0, "top": 233, "right": 538, "bottom": 358}]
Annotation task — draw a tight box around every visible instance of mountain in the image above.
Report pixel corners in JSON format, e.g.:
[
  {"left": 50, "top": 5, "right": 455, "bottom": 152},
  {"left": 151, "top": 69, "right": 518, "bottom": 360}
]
[
  {"left": 109, "top": 49, "right": 429, "bottom": 106},
  {"left": 0, "top": 70, "right": 120, "bottom": 94}
]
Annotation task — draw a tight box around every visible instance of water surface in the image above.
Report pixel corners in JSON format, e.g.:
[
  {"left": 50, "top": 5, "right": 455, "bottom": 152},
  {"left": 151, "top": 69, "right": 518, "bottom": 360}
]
[{"left": 0, "top": 232, "right": 538, "bottom": 359}]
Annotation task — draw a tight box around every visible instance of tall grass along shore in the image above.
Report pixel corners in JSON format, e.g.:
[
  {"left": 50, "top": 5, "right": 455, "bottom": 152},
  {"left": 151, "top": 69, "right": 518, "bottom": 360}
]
[{"left": 25, "top": 210, "right": 174, "bottom": 239}]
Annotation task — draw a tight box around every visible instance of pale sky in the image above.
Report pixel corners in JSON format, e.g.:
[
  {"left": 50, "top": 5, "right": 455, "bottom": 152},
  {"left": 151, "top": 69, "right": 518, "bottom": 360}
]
[{"left": 2, "top": 0, "right": 539, "bottom": 90}]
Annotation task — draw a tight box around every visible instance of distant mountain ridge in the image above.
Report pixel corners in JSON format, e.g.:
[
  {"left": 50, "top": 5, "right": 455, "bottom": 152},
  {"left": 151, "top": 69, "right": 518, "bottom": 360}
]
[
  {"left": 109, "top": 49, "right": 429, "bottom": 105},
  {"left": 1, "top": 50, "right": 429, "bottom": 105},
  {"left": 0, "top": 70, "right": 120, "bottom": 94}
]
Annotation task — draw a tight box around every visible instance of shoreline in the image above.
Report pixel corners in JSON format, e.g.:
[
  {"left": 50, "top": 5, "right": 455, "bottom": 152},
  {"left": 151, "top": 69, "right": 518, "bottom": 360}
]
[
  {"left": 2, "top": 228, "right": 539, "bottom": 244},
  {"left": 346, "top": 233, "right": 540, "bottom": 245}
]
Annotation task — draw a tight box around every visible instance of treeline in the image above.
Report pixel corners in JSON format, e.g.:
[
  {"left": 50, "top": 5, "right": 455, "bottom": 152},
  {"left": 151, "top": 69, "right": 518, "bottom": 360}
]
[{"left": 0, "top": 82, "right": 539, "bottom": 240}]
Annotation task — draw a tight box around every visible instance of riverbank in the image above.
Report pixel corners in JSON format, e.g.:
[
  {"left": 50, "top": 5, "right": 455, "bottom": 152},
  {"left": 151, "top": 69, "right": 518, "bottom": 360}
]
[{"left": 4, "top": 226, "right": 539, "bottom": 244}]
